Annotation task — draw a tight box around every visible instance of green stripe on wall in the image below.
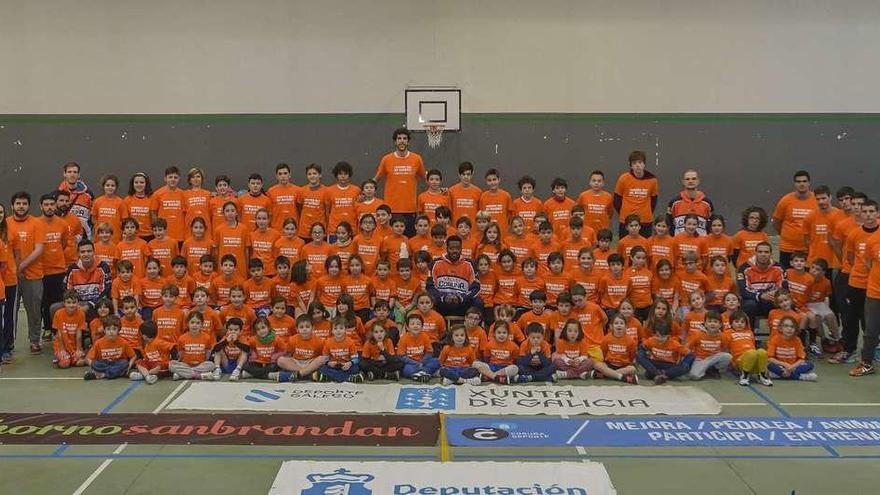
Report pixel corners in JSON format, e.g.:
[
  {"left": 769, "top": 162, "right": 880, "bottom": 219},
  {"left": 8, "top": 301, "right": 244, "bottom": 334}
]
[{"left": 1, "top": 113, "right": 880, "bottom": 125}]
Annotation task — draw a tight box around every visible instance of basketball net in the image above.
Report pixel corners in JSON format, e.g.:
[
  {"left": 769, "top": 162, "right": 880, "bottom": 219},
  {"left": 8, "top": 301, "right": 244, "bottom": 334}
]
[{"left": 425, "top": 124, "right": 445, "bottom": 149}]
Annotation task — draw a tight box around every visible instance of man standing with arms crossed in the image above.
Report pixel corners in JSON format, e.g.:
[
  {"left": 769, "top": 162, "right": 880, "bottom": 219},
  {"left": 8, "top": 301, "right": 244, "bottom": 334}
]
[
  {"left": 772, "top": 170, "right": 817, "bottom": 269},
  {"left": 7, "top": 192, "right": 45, "bottom": 354}
]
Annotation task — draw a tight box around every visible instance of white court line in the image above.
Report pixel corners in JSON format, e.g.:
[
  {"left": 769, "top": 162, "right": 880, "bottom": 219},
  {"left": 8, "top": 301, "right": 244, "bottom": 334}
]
[
  {"left": 566, "top": 420, "right": 591, "bottom": 445},
  {"left": 719, "top": 402, "right": 765, "bottom": 406},
  {"left": 0, "top": 377, "right": 82, "bottom": 380},
  {"left": 151, "top": 382, "right": 188, "bottom": 414},
  {"left": 71, "top": 443, "right": 127, "bottom": 495}
]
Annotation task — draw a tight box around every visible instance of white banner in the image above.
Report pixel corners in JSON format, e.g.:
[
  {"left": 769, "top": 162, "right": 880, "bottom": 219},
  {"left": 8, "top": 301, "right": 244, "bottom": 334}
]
[
  {"left": 169, "top": 383, "right": 721, "bottom": 416},
  {"left": 269, "top": 461, "right": 617, "bottom": 495}
]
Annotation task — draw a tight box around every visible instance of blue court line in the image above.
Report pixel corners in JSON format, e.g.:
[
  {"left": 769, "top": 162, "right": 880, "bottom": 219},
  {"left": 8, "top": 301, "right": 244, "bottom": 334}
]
[
  {"left": 747, "top": 385, "right": 842, "bottom": 458},
  {"left": 0, "top": 453, "right": 438, "bottom": 460},
  {"left": 99, "top": 381, "right": 142, "bottom": 414},
  {"left": 52, "top": 444, "right": 70, "bottom": 456}
]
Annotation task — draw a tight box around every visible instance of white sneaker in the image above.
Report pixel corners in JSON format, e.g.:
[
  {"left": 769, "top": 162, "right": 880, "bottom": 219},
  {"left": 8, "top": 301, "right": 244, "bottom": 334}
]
[
  {"left": 241, "top": 370, "right": 253, "bottom": 379},
  {"left": 201, "top": 371, "right": 216, "bottom": 381},
  {"left": 212, "top": 368, "right": 221, "bottom": 381},
  {"left": 230, "top": 369, "right": 241, "bottom": 381},
  {"left": 798, "top": 372, "right": 818, "bottom": 382},
  {"left": 172, "top": 373, "right": 182, "bottom": 381},
  {"left": 464, "top": 377, "right": 482, "bottom": 386},
  {"left": 554, "top": 370, "right": 568, "bottom": 381},
  {"left": 756, "top": 373, "right": 773, "bottom": 386},
  {"left": 129, "top": 371, "right": 144, "bottom": 381},
  {"left": 268, "top": 372, "right": 280, "bottom": 381},
  {"left": 145, "top": 374, "right": 158, "bottom": 385},
  {"left": 578, "top": 371, "right": 590, "bottom": 380},
  {"left": 738, "top": 373, "right": 750, "bottom": 386},
  {"left": 441, "top": 377, "right": 454, "bottom": 386}
]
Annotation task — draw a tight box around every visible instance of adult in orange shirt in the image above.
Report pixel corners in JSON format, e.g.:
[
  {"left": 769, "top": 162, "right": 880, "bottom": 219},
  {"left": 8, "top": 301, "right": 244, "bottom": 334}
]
[
  {"left": 8, "top": 192, "right": 46, "bottom": 352},
  {"left": 297, "top": 163, "right": 328, "bottom": 242},
  {"left": 55, "top": 189, "right": 85, "bottom": 264},
  {"left": 267, "top": 163, "right": 300, "bottom": 231},
  {"left": 374, "top": 128, "right": 426, "bottom": 236},
  {"left": 577, "top": 170, "right": 615, "bottom": 232},
  {"left": 772, "top": 170, "right": 818, "bottom": 269},
  {"left": 448, "top": 161, "right": 482, "bottom": 223},
  {"left": 238, "top": 174, "right": 273, "bottom": 230},
  {"left": 91, "top": 175, "right": 128, "bottom": 244},
  {"left": 326, "top": 161, "right": 362, "bottom": 236},
  {"left": 183, "top": 167, "right": 213, "bottom": 234},
  {"left": 38, "top": 193, "right": 71, "bottom": 343},
  {"left": 543, "top": 178, "right": 576, "bottom": 232},
  {"left": 124, "top": 172, "right": 154, "bottom": 239},
  {"left": 58, "top": 161, "right": 93, "bottom": 239},
  {"left": 150, "top": 166, "right": 187, "bottom": 241},
  {"left": 853, "top": 227, "right": 880, "bottom": 376},
  {"left": 843, "top": 199, "right": 878, "bottom": 368},
  {"left": 613, "top": 150, "right": 658, "bottom": 238},
  {"left": 803, "top": 185, "right": 843, "bottom": 270},
  {"left": 479, "top": 169, "right": 513, "bottom": 229}
]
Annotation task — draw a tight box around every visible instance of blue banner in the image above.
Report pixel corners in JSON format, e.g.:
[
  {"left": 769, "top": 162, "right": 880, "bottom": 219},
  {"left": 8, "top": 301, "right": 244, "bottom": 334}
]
[{"left": 446, "top": 417, "right": 880, "bottom": 447}]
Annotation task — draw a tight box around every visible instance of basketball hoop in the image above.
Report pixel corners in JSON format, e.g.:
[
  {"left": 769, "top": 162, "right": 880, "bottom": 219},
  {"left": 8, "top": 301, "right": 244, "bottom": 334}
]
[{"left": 425, "top": 124, "right": 445, "bottom": 149}]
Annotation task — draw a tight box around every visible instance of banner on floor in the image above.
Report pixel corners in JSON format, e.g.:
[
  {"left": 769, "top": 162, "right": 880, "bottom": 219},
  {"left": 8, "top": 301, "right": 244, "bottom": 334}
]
[
  {"left": 168, "top": 382, "right": 722, "bottom": 416},
  {"left": 269, "top": 461, "right": 617, "bottom": 495},
  {"left": 447, "top": 416, "right": 880, "bottom": 447},
  {"left": 0, "top": 413, "right": 438, "bottom": 446}
]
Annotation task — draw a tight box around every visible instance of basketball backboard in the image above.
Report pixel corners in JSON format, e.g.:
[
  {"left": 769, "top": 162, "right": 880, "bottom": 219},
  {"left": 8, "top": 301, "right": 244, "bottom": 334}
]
[{"left": 405, "top": 88, "right": 461, "bottom": 131}]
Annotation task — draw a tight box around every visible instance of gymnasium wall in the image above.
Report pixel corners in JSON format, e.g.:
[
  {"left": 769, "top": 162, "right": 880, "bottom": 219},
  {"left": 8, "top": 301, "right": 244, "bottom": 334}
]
[{"left": 1, "top": 1, "right": 878, "bottom": 224}]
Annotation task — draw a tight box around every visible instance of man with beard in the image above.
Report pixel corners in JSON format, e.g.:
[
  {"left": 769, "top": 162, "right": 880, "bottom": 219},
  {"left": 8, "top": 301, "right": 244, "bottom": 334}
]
[
  {"left": 57, "top": 161, "right": 93, "bottom": 239},
  {"left": 54, "top": 189, "right": 85, "bottom": 264},
  {"left": 772, "top": 170, "right": 817, "bottom": 269},
  {"left": 374, "top": 128, "right": 426, "bottom": 237},
  {"left": 7, "top": 192, "right": 45, "bottom": 354},
  {"left": 37, "top": 194, "right": 70, "bottom": 344},
  {"left": 426, "top": 235, "right": 482, "bottom": 317},
  {"left": 666, "top": 169, "right": 713, "bottom": 236},
  {"left": 737, "top": 241, "right": 786, "bottom": 329},
  {"left": 51, "top": 239, "right": 111, "bottom": 325}
]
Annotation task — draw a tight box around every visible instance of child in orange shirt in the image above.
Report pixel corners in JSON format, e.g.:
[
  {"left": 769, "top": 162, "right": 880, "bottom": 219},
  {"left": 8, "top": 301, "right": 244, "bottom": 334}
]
[
  {"left": 380, "top": 215, "right": 410, "bottom": 271},
  {"left": 192, "top": 255, "right": 216, "bottom": 297},
  {"left": 785, "top": 251, "right": 813, "bottom": 311},
  {"left": 169, "top": 256, "right": 195, "bottom": 309},
  {"left": 153, "top": 284, "right": 186, "bottom": 343},
  {"left": 132, "top": 320, "right": 176, "bottom": 384},
  {"left": 94, "top": 223, "right": 119, "bottom": 278},
  {"left": 648, "top": 215, "right": 675, "bottom": 270},
  {"left": 344, "top": 255, "right": 374, "bottom": 321},
  {"left": 515, "top": 258, "right": 546, "bottom": 312},
  {"left": 733, "top": 206, "right": 770, "bottom": 267},
  {"left": 804, "top": 259, "right": 841, "bottom": 354},
  {"left": 397, "top": 313, "right": 440, "bottom": 382},
  {"left": 313, "top": 255, "right": 345, "bottom": 310},
  {"left": 418, "top": 169, "right": 450, "bottom": 223},
  {"left": 208, "top": 174, "right": 237, "bottom": 231},
  {"left": 288, "top": 260, "right": 315, "bottom": 316},
  {"left": 239, "top": 173, "right": 273, "bottom": 229},
  {"left": 139, "top": 257, "right": 166, "bottom": 321},
  {"left": 476, "top": 254, "right": 498, "bottom": 325},
  {"left": 618, "top": 214, "right": 649, "bottom": 264},
  {"left": 686, "top": 311, "right": 732, "bottom": 380},
  {"left": 767, "top": 315, "right": 817, "bottom": 381},
  {"left": 211, "top": 255, "right": 244, "bottom": 308},
  {"left": 473, "top": 320, "right": 520, "bottom": 384},
  {"left": 553, "top": 317, "right": 600, "bottom": 380},
  {"left": 439, "top": 324, "right": 481, "bottom": 385},
  {"left": 242, "top": 316, "right": 286, "bottom": 380},
  {"left": 53, "top": 291, "right": 87, "bottom": 368},
  {"left": 190, "top": 287, "right": 223, "bottom": 338},
  {"left": 150, "top": 167, "right": 187, "bottom": 241},
  {"left": 568, "top": 248, "right": 601, "bottom": 303},
  {"left": 365, "top": 299, "right": 401, "bottom": 345},
  {"left": 721, "top": 293, "right": 746, "bottom": 330},
  {"left": 181, "top": 217, "right": 212, "bottom": 276},
  {"left": 599, "top": 254, "right": 631, "bottom": 316},
  {"left": 370, "top": 259, "right": 396, "bottom": 310},
  {"left": 268, "top": 163, "right": 299, "bottom": 231},
  {"left": 301, "top": 223, "right": 332, "bottom": 277},
  {"left": 309, "top": 301, "right": 332, "bottom": 339},
  {"left": 506, "top": 216, "right": 537, "bottom": 262},
  {"left": 543, "top": 177, "right": 576, "bottom": 232},
  {"left": 413, "top": 249, "right": 433, "bottom": 291},
  {"left": 495, "top": 250, "right": 520, "bottom": 307},
  {"left": 767, "top": 289, "right": 801, "bottom": 339},
  {"left": 597, "top": 314, "right": 639, "bottom": 382},
  {"left": 278, "top": 314, "right": 328, "bottom": 382},
  {"left": 560, "top": 216, "right": 593, "bottom": 270},
  {"left": 672, "top": 214, "right": 707, "bottom": 271},
  {"left": 148, "top": 218, "right": 179, "bottom": 276},
  {"left": 517, "top": 289, "right": 554, "bottom": 340},
  {"left": 723, "top": 310, "right": 772, "bottom": 386},
  {"left": 326, "top": 162, "right": 361, "bottom": 236},
  {"left": 515, "top": 322, "right": 555, "bottom": 382},
  {"left": 250, "top": 209, "right": 281, "bottom": 277},
  {"left": 84, "top": 315, "right": 135, "bottom": 380},
  {"left": 544, "top": 252, "right": 572, "bottom": 307},
  {"left": 266, "top": 297, "right": 295, "bottom": 339},
  {"left": 534, "top": 222, "right": 560, "bottom": 276},
  {"left": 335, "top": 294, "right": 366, "bottom": 346},
  {"left": 677, "top": 252, "right": 710, "bottom": 317},
  {"left": 331, "top": 222, "right": 356, "bottom": 271},
  {"left": 636, "top": 319, "right": 695, "bottom": 384},
  {"left": 617, "top": 299, "right": 646, "bottom": 342},
  {"left": 651, "top": 259, "right": 680, "bottom": 312},
  {"left": 682, "top": 290, "right": 708, "bottom": 341},
  {"left": 448, "top": 161, "right": 482, "bottom": 222},
  {"left": 319, "top": 316, "right": 364, "bottom": 383},
  {"left": 592, "top": 229, "right": 614, "bottom": 275},
  {"left": 475, "top": 221, "right": 504, "bottom": 264},
  {"left": 354, "top": 180, "right": 387, "bottom": 228},
  {"left": 407, "top": 216, "right": 432, "bottom": 256},
  {"left": 511, "top": 176, "right": 543, "bottom": 233},
  {"left": 479, "top": 168, "right": 512, "bottom": 228},
  {"left": 413, "top": 292, "right": 446, "bottom": 348},
  {"left": 393, "top": 258, "right": 420, "bottom": 322},
  {"left": 118, "top": 296, "right": 144, "bottom": 350},
  {"left": 219, "top": 286, "right": 257, "bottom": 338},
  {"left": 704, "top": 214, "right": 734, "bottom": 272},
  {"left": 88, "top": 298, "right": 114, "bottom": 346},
  {"left": 353, "top": 214, "right": 382, "bottom": 275},
  {"left": 169, "top": 311, "right": 217, "bottom": 380},
  {"left": 274, "top": 218, "right": 305, "bottom": 267},
  {"left": 360, "top": 321, "right": 404, "bottom": 381},
  {"left": 643, "top": 298, "right": 680, "bottom": 341},
  {"left": 706, "top": 255, "right": 737, "bottom": 312},
  {"left": 578, "top": 170, "right": 614, "bottom": 232},
  {"left": 117, "top": 217, "right": 150, "bottom": 277},
  {"left": 243, "top": 258, "right": 276, "bottom": 316}
]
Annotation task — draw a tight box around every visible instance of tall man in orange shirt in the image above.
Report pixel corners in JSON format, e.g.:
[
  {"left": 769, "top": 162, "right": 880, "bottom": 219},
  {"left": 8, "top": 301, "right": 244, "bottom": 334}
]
[
  {"left": 772, "top": 170, "right": 817, "bottom": 269},
  {"left": 57, "top": 162, "right": 94, "bottom": 239},
  {"left": 374, "top": 128, "right": 426, "bottom": 237},
  {"left": 8, "top": 191, "right": 46, "bottom": 353},
  {"left": 38, "top": 193, "right": 70, "bottom": 343},
  {"left": 614, "top": 150, "right": 659, "bottom": 238}
]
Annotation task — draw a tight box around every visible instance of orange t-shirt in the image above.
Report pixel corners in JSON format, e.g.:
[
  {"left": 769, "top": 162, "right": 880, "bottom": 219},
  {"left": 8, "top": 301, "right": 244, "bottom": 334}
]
[
  {"left": 804, "top": 207, "right": 843, "bottom": 268},
  {"left": 273, "top": 235, "right": 305, "bottom": 265},
  {"left": 214, "top": 222, "right": 250, "bottom": 278},
  {"left": 322, "top": 336, "right": 358, "bottom": 364},
  {"left": 314, "top": 274, "right": 345, "bottom": 307},
  {"left": 465, "top": 327, "right": 489, "bottom": 353},
  {"left": 298, "top": 185, "right": 328, "bottom": 236},
  {"left": 140, "top": 275, "right": 166, "bottom": 308},
  {"left": 169, "top": 273, "right": 196, "bottom": 308},
  {"left": 91, "top": 195, "right": 128, "bottom": 243},
  {"left": 544, "top": 272, "right": 572, "bottom": 306},
  {"left": 557, "top": 337, "right": 594, "bottom": 360},
  {"left": 672, "top": 232, "right": 706, "bottom": 270},
  {"left": 142, "top": 338, "right": 176, "bottom": 366},
  {"left": 147, "top": 237, "right": 179, "bottom": 276},
  {"left": 651, "top": 274, "right": 678, "bottom": 306},
  {"left": 705, "top": 273, "right": 737, "bottom": 307},
  {"left": 511, "top": 196, "right": 544, "bottom": 232},
  {"left": 627, "top": 267, "right": 654, "bottom": 308},
  {"left": 577, "top": 189, "right": 614, "bottom": 231},
  {"left": 361, "top": 337, "right": 397, "bottom": 361},
  {"left": 375, "top": 151, "right": 426, "bottom": 213},
  {"left": 722, "top": 328, "right": 757, "bottom": 361},
  {"left": 353, "top": 233, "right": 382, "bottom": 275},
  {"left": 219, "top": 304, "right": 257, "bottom": 337},
  {"left": 506, "top": 235, "right": 536, "bottom": 263},
  {"left": 477, "top": 271, "right": 498, "bottom": 307},
  {"left": 642, "top": 336, "right": 689, "bottom": 364},
  {"left": 768, "top": 334, "right": 806, "bottom": 365},
  {"left": 517, "top": 310, "right": 554, "bottom": 339},
  {"left": 515, "top": 275, "right": 546, "bottom": 307},
  {"left": 343, "top": 274, "right": 373, "bottom": 310},
  {"left": 52, "top": 307, "right": 86, "bottom": 354},
  {"left": 267, "top": 183, "right": 300, "bottom": 231},
  {"left": 648, "top": 235, "right": 675, "bottom": 269},
  {"left": 117, "top": 237, "right": 150, "bottom": 278},
  {"left": 767, "top": 308, "right": 800, "bottom": 339},
  {"left": 519, "top": 340, "right": 552, "bottom": 359},
  {"left": 481, "top": 338, "right": 520, "bottom": 365},
  {"left": 687, "top": 331, "right": 725, "bottom": 360},
  {"left": 87, "top": 336, "right": 135, "bottom": 362},
  {"left": 614, "top": 172, "right": 658, "bottom": 223},
  {"left": 732, "top": 230, "right": 769, "bottom": 267},
  {"left": 683, "top": 310, "right": 706, "bottom": 339},
  {"left": 150, "top": 186, "right": 187, "bottom": 240},
  {"left": 773, "top": 192, "right": 817, "bottom": 252},
  {"left": 677, "top": 270, "right": 710, "bottom": 307},
  {"left": 703, "top": 234, "right": 733, "bottom": 268},
  {"left": 354, "top": 198, "right": 387, "bottom": 224},
  {"left": 181, "top": 237, "right": 213, "bottom": 276},
  {"left": 210, "top": 274, "right": 244, "bottom": 307},
  {"left": 439, "top": 345, "right": 476, "bottom": 368},
  {"left": 543, "top": 196, "right": 576, "bottom": 231},
  {"left": 785, "top": 268, "right": 813, "bottom": 309},
  {"left": 209, "top": 196, "right": 238, "bottom": 232},
  {"left": 39, "top": 216, "right": 69, "bottom": 276},
  {"left": 119, "top": 314, "right": 144, "bottom": 349},
  {"left": 618, "top": 235, "right": 650, "bottom": 264},
  {"left": 153, "top": 306, "right": 186, "bottom": 343},
  {"left": 418, "top": 190, "right": 451, "bottom": 224},
  {"left": 301, "top": 241, "right": 333, "bottom": 278},
  {"left": 601, "top": 333, "right": 637, "bottom": 367},
  {"left": 176, "top": 331, "right": 215, "bottom": 365},
  {"left": 331, "top": 241, "right": 357, "bottom": 272},
  {"left": 480, "top": 189, "right": 513, "bottom": 232},
  {"left": 393, "top": 275, "right": 420, "bottom": 308},
  {"left": 494, "top": 270, "right": 519, "bottom": 306},
  {"left": 598, "top": 273, "right": 631, "bottom": 310},
  {"left": 238, "top": 193, "right": 273, "bottom": 230},
  {"left": 246, "top": 334, "right": 286, "bottom": 364},
  {"left": 191, "top": 306, "right": 223, "bottom": 338},
  {"left": 243, "top": 277, "right": 276, "bottom": 309},
  {"left": 326, "top": 184, "right": 361, "bottom": 233},
  {"left": 249, "top": 228, "right": 281, "bottom": 276},
  {"left": 288, "top": 334, "right": 325, "bottom": 360},
  {"left": 396, "top": 331, "right": 433, "bottom": 361},
  {"left": 183, "top": 188, "right": 213, "bottom": 233},
  {"left": 380, "top": 233, "right": 409, "bottom": 270},
  {"left": 123, "top": 195, "right": 153, "bottom": 237},
  {"left": 571, "top": 302, "right": 608, "bottom": 346},
  {"left": 111, "top": 277, "right": 140, "bottom": 304},
  {"left": 94, "top": 241, "right": 119, "bottom": 278},
  {"left": 418, "top": 309, "right": 447, "bottom": 343},
  {"left": 370, "top": 274, "right": 396, "bottom": 303},
  {"left": 448, "top": 183, "right": 482, "bottom": 222}
]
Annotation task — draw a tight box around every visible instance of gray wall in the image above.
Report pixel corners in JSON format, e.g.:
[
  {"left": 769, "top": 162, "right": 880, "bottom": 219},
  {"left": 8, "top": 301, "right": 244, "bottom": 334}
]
[
  {"left": 1, "top": 114, "right": 876, "bottom": 226},
  {"left": 3, "top": 0, "right": 880, "bottom": 114}
]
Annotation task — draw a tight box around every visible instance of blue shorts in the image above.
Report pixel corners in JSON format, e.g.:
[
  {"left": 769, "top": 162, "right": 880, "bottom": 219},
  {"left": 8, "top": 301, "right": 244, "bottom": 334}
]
[
  {"left": 488, "top": 363, "right": 512, "bottom": 372},
  {"left": 221, "top": 360, "right": 239, "bottom": 374}
]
